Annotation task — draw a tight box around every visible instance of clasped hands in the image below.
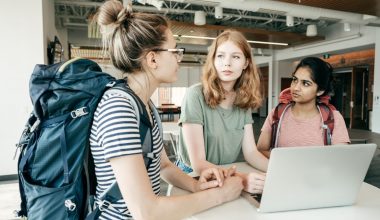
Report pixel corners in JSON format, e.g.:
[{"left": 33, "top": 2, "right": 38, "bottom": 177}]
[{"left": 196, "top": 166, "right": 266, "bottom": 194}]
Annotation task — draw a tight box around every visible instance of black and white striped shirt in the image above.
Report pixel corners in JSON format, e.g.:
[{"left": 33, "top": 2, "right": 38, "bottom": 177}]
[{"left": 90, "top": 92, "right": 162, "bottom": 219}]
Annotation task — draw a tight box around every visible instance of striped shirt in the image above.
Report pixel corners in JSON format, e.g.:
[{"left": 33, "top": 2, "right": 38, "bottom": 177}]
[
  {"left": 90, "top": 92, "right": 162, "bottom": 219},
  {"left": 261, "top": 108, "right": 350, "bottom": 147}
]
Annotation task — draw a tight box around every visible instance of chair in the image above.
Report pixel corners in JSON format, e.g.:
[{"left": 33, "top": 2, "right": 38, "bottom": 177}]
[{"left": 162, "top": 122, "right": 180, "bottom": 160}]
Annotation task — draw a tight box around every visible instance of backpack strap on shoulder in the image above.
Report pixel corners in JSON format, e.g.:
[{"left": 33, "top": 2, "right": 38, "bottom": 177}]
[
  {"left": 270, "top": 103, "right": 292, "bottom": 150},
  {"left": 86, "top": 100, "right": 164, "bottom": 220},
  {"left": 317, "top": 103, "right": 335, "bottom": 145},
  {"left": 104, "top": 85, "right": 157, "bottom": 166},
  {"left": 149, "top": 100, "right": 163, "bottom": 142},
  {"left": 88, "top": 84, "right": 163, "bottom": 220}
]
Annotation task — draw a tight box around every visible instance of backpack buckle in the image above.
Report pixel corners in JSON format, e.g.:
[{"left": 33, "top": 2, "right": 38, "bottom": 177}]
[
  {"left": 29, "top": 119, "right": 40, "bottom": 133},
  {"left": 71, "top": 107, "right": 88, "bottom": 118},
  {"left": 64, "top": 199, "right": 77, "bottom": 212},
  {"left": 98, "top": 200, "right": 111, "bottom": 211},
  {"left": 146, "top": 152, "right": 155, "bottom": 159},
  {"left": 106, "top": 81, "right": 117, "bottom": 87}
]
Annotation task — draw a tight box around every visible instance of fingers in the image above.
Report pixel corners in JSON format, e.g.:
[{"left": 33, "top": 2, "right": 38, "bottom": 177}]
[
  {"left": 198, "top": 180, "right": 220, "bottom": 191},
  {"left": 244, "top": 172, "right": 266, "bottom": 194},
  {"left": 224, "top": 166, "right": 237, "bottom": 178},
  {"left": 198, "top": 166, "right": 242, "bottom": 191},
  {"left": 199, "top": 168, "right": 224, "bottom": 186}
]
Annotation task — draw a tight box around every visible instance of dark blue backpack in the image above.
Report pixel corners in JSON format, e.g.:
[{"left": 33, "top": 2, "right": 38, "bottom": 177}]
[{"left": 15, "top": 58, "right": 162, "bottom": 219}]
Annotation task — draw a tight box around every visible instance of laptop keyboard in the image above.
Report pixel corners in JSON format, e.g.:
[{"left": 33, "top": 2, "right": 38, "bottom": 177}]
[{"left": 249, "top": 193, "right": 262, "bottom": 203}]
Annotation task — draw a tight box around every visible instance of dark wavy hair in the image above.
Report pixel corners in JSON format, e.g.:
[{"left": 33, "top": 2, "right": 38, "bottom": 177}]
[{"left": 293, "top": 57, "right": 334, "bottom": 96}]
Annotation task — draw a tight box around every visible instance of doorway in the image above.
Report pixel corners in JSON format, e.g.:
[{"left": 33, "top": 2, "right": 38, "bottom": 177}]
[{"left": 331, "top": 67, "right": 369, "bottom": 129}]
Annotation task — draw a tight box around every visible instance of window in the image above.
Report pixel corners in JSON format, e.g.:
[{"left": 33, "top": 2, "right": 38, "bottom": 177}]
[{"left": 157, "top": 87, "right": 187, "bottom": 106}]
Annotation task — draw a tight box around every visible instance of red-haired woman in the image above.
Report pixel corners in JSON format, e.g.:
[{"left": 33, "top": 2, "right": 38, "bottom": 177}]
[{"left": 178, "top": 30, "right": 268, "bottom": 194}]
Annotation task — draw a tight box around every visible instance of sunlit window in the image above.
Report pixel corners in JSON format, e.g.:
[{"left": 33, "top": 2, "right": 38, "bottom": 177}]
[{"left": 157, "top": 87, "right": 187, "bottom": 106}]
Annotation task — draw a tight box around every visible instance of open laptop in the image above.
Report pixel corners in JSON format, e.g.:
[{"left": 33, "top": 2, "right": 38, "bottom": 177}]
[{"left": 242, "top": 144, "right": 377, "bottom": 213}]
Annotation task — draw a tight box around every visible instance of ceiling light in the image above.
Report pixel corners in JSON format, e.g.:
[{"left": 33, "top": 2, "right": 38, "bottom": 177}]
[
  {"left": 286, "top": 15, "right": 294, "bottom": 27},
  {"left": 306, "top": 24, "right": 317, "bottom": 37},
  {"left": 173, "top": 35, "right": 288, "bottom": 46},
  {"left": 293, "top": 33, "right": 361, "bottom": 50},
  {"left": 362, "top": 14, "right": 378, "bottom": 21},
  {"left": 248, "top": 40, "right": 288, "bottom": 46},
  {"left": 136, "top": 0, "right": 164, "bottom": 10},
  {"left": 343, "top": 23, "right": 351, "bottom": 32},
  {"left": 215, "top": 6, "right": 223, "bottom": 19},
  {"left": 256, "top": 48, "right": 263, "bottom": 56},
  {"left": 194, "top": 11, "right": 206, "bottom": 25}
]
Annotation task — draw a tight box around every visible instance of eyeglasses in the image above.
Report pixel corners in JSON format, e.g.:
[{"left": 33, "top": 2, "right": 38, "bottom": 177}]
[{"left": 152, "top": 48, "right": 185, "bottom": 62}]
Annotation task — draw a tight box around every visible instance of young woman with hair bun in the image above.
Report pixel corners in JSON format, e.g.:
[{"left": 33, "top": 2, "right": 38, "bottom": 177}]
[{"left": 91, "top": 1, "right": 243, "bottom": 219}]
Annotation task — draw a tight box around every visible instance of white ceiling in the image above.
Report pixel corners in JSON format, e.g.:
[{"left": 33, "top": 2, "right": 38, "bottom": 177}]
[{"left": 55, "top": 0, "right": 380, "bottom": 63}]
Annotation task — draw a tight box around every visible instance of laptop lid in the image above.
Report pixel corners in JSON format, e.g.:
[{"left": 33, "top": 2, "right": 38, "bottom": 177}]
[{"left": 246, "top": 144, "right": 376, "bottom": 213}]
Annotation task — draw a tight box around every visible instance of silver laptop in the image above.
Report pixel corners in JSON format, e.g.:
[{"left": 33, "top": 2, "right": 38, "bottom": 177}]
[{"left": 242, "top": 144, "right": 376, "bottom": 212}]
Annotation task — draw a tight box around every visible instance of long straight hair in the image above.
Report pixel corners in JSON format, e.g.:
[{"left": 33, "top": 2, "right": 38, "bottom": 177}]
[{"left": 202, "top": 29, "right": 262, "bottom": 110}]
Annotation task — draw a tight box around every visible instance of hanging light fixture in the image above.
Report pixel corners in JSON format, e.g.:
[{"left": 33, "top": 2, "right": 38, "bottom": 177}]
[
  {"left": 343, "top": 23, "right": 351, "bottom": 32},
  {"left": 215, "top": 6, "right": 223, "bottom": 19},
  {"left": 194, "top": 11, "right": 206, "bottom": 25},
  {"left": 286, "top": 15, "right": 294, "bottom": 27},
  {"left": 306, "top": 24, "right": 317, "bottom": 37},
  {"left": 135, "top": 0, "right": 164, "bottom": 10}
]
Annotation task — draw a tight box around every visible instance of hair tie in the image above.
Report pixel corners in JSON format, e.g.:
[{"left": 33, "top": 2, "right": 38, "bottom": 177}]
[{"left": 116, "top": 8, "right": 129, "bottom": 24}]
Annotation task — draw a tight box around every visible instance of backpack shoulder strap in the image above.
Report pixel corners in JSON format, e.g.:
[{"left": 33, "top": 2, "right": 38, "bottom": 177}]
[
  {"left": 87, "top": 85, "right": 162, "bottom": 220},
  {"left": 104, "top": 85, "right": 157, "bottom": 165},
  {"left": 270, "top": 103, "right": 292, "bottom": 150},
  {"left": 149, "top": 100, "right": 163, "bottom": 140},
  {"left": 317, "top": 103, "right": 335, "bottom": 145},
  {"left": 104, "top": 86, "right": 141, "bottom": 127}
]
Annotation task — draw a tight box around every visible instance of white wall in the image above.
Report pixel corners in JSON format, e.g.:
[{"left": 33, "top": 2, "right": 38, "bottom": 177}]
[
  {"left": 57, "top": 28, "right": 69, "bottom": 61},
  {"left": 262, "top": 60, "right": 295, "bottom": 107},
  {"left": 43, "top": 0, "right": 69, "bottom": 62},
  {"left": 68, "top": 29, "right": 102, "bottom": 47},
  {"left": 276, "top": 23, "right": 376, "bottom": 61},
  {"left": 0, "top": 0, "right": 45, "bottom": 176},
  {"left": 278, "top": 61, "right": 295, "bottom": 79},
  {"left": 255, "top": 55, "right": 274, "bottom": 111},
  {"left": 161, "top": 64, "right": 202, "bottom": 87},
  {"left": 0, "top": 0, "right": 66, "bottom": 176}
]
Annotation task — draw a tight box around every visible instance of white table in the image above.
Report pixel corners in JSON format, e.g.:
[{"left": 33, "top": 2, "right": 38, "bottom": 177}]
[{"left": 169, "top": 162, "right": 380, "bottom": 220}]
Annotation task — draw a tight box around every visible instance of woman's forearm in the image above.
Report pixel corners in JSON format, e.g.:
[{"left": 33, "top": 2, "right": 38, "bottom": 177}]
[
  {"left": 161, "top": 160, "right": 198, "bottom": 193},
  {"left": 245, "top": 150, "right": 268, "bottom": 172}
]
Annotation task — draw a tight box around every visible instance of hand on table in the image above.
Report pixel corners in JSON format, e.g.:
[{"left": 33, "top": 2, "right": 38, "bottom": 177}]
[
  {"left": 196, "top": 166, "right": 238, "bottom": 191},
  {"left": 240, "top": 171, "right": 266, "bottom": 194}
]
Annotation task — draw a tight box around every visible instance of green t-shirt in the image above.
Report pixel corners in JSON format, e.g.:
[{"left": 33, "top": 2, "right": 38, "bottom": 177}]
[{"left": 178, "top": 84, "right": 253, "bottom": 167}]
